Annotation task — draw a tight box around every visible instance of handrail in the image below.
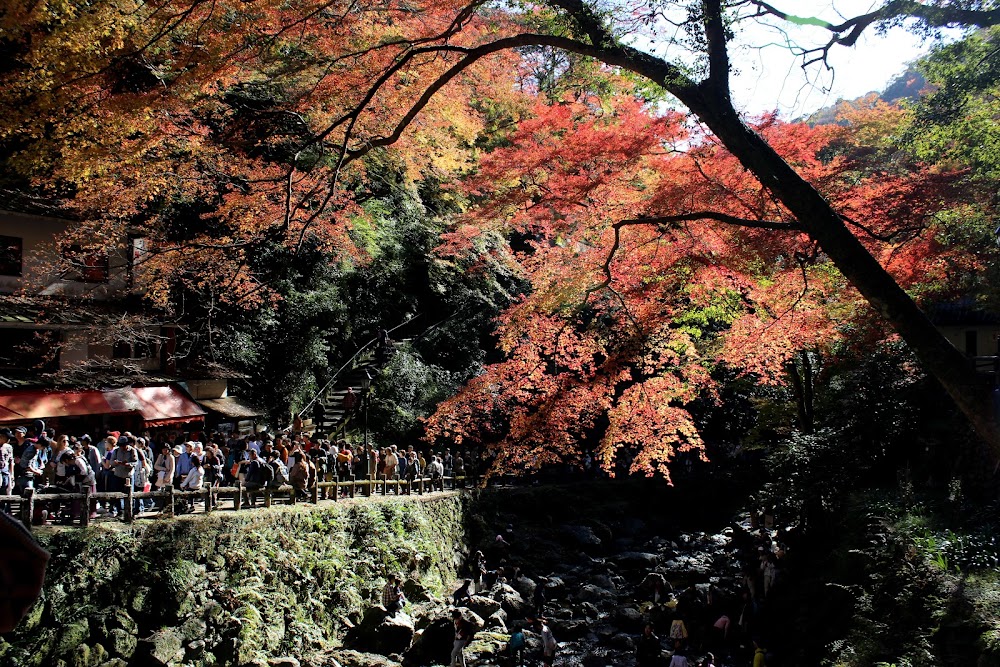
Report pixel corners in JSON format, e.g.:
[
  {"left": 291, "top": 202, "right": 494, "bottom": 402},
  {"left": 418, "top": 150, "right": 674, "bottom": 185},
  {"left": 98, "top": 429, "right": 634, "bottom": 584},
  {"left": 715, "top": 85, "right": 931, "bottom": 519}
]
[
  {"left": 296, "top": 314, "right": 421, "bottom": 425},
  {"left": 6, "top": 473, "right": 471, "bottom": 530}
]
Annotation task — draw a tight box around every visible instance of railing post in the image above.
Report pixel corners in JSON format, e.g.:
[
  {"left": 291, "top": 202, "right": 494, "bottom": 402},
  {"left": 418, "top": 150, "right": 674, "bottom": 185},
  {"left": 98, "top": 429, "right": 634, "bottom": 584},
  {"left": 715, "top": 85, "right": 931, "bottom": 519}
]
[
  {"left": 205, "top": 487, "right": 213, "bottom": 512},
  {"left": 234, "top": 481, "right": 242, "bottom": 511},
  {"left": 124, "top": 486, "right": 134, "bottom": 523},
  {"left": 23, "top": 487, "right": 34, "bottom": 531},
  {"left": 310, "top": 481, "right": 319, "bottom": 505},
  {"left": 350, "top": 476, "right": 356, "bottom": 499},
  {"left": 167, "top": 486, "right": 175, "bottom": 517},
  {"left": 331, "top": 481, "right": 338, "bottom": 502},
  {"left": 381, "top": 475, "right": 387, "bottom": 496},
  {"left": 82, "top": 487, "right": 92, "bottom": 527},
  {"left": 289, "top": 485, "right": 297, "bottom": 505},
  {"left": 263, "top": 487, "right": 272, "bottom": 509}
]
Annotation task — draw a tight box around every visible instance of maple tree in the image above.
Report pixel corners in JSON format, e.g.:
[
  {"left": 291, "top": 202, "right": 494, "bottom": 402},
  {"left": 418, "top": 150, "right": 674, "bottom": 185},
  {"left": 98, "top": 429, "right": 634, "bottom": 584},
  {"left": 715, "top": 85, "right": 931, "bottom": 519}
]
[
  {"left": 2, "top": 0, "right": 999, "bottom": 465},
  {"left": 422, "top": 89, "right": 984, "bottom": 478}
]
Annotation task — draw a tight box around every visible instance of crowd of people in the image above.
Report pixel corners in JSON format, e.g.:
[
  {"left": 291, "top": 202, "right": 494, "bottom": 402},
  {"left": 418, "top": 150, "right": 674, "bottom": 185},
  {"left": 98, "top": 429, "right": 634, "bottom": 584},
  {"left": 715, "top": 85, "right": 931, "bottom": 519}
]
[{"left": 0, "top": 419, "right": 480, "bottom": 525}]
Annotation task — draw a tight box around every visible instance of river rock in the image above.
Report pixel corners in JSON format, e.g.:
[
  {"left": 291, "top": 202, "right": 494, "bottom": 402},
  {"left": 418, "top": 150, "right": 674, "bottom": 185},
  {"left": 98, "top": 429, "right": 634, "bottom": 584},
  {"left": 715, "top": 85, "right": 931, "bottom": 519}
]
[
  {"left": 560, "top": 525, "right": 602, "bottom": 548},
  {"left": 402, "top": 578, "right": 433, "bottom": 604},
  {"left": 268, "top": 657, "right": 300, "bottom": 667},
  {"left": 493, "top": 584, "right": 528, "bottom": 615},
  {"left": 465, "top": 595, "right": 502, "bottom": 620},
  {"left": 141, "top": 627, "right": 184, "bottom": 666},
  {"left": 613, "top": 552, "right": 660, "bottom": 568},
  {"left": 486, "top": 610, "right": 508, "bottom": 632},
  {"left": 402, "top": 617, "right": 453, "bottom": 666},
  {"left": 612, "top": 605, "right": 644, "bottom": 632},
  {"left": 374, "top": 612, "right": 415, "bottom": 655},
  {"left": 607, "top": 632, "right": 636, "bottom": 651},
  {"left": 549, "top": 618, "right": 590, "bottom": 640},
  {"left": 589, "top": 573, "right": 617, "bottom": 590},
  {"left": 575, "top": 584, "right": 615, "bottom": 605}
]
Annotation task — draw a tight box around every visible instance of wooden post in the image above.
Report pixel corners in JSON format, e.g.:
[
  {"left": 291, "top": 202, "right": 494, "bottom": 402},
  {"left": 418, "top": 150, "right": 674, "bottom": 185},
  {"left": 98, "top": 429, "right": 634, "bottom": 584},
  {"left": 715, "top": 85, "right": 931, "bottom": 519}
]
[
  {"left": 331, "top": 481, "right": 338, "bottom": 502},
  {"left": 263, "top": 487, "right": 272, "bottom": 508},
  {"left": 81, "top": 487, "right": 92, "bottom": 527},
  {"left": 365, "top": 476, "right": 371, "bottom": 497},
  {"left": 289, "top": 485, "right": 297, "bottom": 505},
  {"left": 205, "top": 487, "right": 214, "bottom": 512},
  {"left": 167, "top": 486, "right": 175, "bottom": 517},
  {"left": 124, "top": 486, "right": 134, "bottom": 523},
  {"left": 23, "top": 488, "right": 34, "bottom": 531},
  {"left": 350, "top": 476, "right": 356, "bottom": 499},
  {"left": 417, "top": 477, "right": 424, "bottom": 495},
  {"left": 381, "top": 475, "right": 387, "bottom": 496},
  {"left": 234, "top": 481, "right": 242, "bottom": 511},
  {"left": 310, "top": 481, "right": 319, "bottom": 505}
]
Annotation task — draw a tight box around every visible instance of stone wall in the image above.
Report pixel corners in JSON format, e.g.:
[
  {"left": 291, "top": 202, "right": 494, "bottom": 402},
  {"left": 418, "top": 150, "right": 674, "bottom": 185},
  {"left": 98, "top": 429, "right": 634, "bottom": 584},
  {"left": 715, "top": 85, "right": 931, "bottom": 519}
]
[{"left": 0, "top": 495, "right": 469, "bottom": 667}]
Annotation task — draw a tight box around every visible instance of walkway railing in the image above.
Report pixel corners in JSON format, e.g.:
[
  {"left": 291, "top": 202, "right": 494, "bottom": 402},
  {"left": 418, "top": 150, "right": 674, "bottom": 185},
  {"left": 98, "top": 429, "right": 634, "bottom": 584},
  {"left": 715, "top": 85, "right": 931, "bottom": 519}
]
[{"left": 0, "top": 474, "right": 471, "bottom": 532}]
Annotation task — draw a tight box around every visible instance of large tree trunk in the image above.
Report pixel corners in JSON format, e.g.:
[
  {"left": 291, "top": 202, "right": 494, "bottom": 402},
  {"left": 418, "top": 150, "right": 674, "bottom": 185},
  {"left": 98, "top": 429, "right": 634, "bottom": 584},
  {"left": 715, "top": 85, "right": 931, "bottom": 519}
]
[{"left": 677, "top": 86, "right": 1000, "bottom": 456}]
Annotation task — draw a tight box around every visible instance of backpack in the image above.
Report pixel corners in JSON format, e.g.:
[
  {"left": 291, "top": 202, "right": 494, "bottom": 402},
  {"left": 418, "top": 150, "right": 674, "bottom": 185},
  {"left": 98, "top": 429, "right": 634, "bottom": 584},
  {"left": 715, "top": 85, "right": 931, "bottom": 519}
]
[
  {"left": 259, "top": 460, "right": 275, "bottom": 485},
  {"left": 272, "top": 461, "right": 289, "bottom": 486},
  {"left": 461, "top": 618, "right": 477, "bottom": 641}
]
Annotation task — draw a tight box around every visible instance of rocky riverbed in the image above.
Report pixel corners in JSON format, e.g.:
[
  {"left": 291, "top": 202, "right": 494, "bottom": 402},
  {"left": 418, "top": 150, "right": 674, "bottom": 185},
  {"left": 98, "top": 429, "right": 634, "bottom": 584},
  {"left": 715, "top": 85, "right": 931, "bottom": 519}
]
[{"left": 332, "top": 480, "right": 761, "bottom": 667}]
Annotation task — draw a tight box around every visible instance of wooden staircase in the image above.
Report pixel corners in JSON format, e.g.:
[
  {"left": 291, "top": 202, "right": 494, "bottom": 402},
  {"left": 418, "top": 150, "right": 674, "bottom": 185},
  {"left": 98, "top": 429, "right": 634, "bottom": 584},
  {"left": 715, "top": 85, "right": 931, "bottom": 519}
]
[{"left": 309, "top": 342, "right": 405, "bottom": 438}]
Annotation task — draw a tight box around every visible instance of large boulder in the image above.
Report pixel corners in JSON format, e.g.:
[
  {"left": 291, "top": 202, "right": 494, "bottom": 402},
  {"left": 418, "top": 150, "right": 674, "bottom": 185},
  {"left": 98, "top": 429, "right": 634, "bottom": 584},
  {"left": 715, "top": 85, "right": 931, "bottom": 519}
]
[
  {"left": 613, "top": 552, "right": 660, "bottom": 568},
  {"left": 575, "top": 584, "right": 615, "bottom": 605},
  {"left": 465, "top": 595, "right": 501, "bottom": 620},
  {"left": 374, "top": 612, "right": 416, "bottom": 655},
  {"left": 346, "top": 606, "right": 415, "bottom": 654},
  {"left": 140, "top": 627, "right": 184, "bottom": 666},
  {"left": 492, "top": 584, "right": 528, "bottom": 616},
  {"left": 612, "top": 605, "right": 645, "bottom": 633},
  {"left": 402, "top": 617, "right": 453, "bottom": 667},
  {"left": 559, "top": 525, "right": 602, "bottom": 549}
]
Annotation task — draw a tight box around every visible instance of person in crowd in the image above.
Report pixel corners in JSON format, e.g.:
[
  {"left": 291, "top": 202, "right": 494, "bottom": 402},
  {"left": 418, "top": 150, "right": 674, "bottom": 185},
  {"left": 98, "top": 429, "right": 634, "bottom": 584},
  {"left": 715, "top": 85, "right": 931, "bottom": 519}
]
[
  {"left": 637, "top": 623, "right": 662, "bottom": 667},
  {"left": 265, "top": 451, "right": 288, "bottom": 488},
  {"left": 381, "top": 573, "right": 405, "bottom": 613},
  {"left": 153, "top": 444, "right": 176, "bottom": 510},
  {"left": 452, "top": 579, "right": 473, "bottom": 606},
  {"left": 527, "top": 616, "right": 557, "bottom": 667},
  {"left": 450, "top": 608, "right": 474, "bottom": 667},
  {"left": 237, "top": 449, "right": 265, "bottom": 507},
  {"left": 505, "top": 623, "right": 525, "bottom": 667},
  {"left": 0, "top": 428, "right": 15, "bottom": 512},
  {"left": 174, "top": 441, "right": 194, "bottom": 487},
  {"left": 289, "top": 452, "right": 310, "bottom": 500},
  {"left": 177, "top": 455, "right": 204, "bottom": 513}
]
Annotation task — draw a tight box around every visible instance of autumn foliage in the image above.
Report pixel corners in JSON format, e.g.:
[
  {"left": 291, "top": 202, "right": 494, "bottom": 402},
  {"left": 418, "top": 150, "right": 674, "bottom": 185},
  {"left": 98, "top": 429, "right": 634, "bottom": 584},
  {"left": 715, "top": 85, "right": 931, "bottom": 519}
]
[
  {"left": 0, "top": 0, "right": 993, "bottom": 476},
  {"left": 424, "top": 92, "right": 980, "bottom": 480}
]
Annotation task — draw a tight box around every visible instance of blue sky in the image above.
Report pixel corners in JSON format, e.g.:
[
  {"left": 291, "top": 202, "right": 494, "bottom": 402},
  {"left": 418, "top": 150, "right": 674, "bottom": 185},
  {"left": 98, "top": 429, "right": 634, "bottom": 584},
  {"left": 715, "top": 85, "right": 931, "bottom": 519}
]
[{"left": 727, "top": 0, "right": 961, "bottom": 116}]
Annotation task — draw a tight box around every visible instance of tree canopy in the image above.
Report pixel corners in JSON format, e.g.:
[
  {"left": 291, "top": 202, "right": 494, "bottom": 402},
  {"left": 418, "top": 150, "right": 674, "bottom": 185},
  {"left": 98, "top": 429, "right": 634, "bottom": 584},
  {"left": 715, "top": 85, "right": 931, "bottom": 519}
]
[{"left": 2, "top": 0, "right": 999, "bottom": 470}]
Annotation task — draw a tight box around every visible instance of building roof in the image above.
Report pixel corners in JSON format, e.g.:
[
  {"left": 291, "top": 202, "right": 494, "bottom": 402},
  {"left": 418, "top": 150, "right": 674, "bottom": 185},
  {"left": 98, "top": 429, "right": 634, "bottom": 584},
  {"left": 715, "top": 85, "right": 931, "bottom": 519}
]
[
  {"left": 926, "top": 300, "right": 1000, "bottom": 327},
  {"left": 0, "top": 188, "right": 75, "bottom": 219},
  {"left": 198, "top": 397, "right": 261, "bottom": 419}
]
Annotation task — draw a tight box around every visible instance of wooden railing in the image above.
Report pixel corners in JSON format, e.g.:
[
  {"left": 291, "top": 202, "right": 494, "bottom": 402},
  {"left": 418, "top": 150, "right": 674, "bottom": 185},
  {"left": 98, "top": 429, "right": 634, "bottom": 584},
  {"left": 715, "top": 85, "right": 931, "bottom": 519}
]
[{"left": 0, "top": 474, "right": 471, "bottom": 531}]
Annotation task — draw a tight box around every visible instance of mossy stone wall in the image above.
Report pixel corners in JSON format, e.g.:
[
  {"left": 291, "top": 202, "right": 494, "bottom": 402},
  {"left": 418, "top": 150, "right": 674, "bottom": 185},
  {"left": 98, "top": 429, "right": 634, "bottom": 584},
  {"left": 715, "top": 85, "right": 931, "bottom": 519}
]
[{"left": 0, "top": 495, "right": 468, "bottom": 667}]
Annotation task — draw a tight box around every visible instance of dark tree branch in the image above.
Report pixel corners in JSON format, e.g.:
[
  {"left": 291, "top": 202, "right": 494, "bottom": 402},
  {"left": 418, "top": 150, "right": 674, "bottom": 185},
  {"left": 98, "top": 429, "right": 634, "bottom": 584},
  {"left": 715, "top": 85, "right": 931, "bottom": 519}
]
[{"left": 618, "top": 212, "right": 801, "bottom": 231}]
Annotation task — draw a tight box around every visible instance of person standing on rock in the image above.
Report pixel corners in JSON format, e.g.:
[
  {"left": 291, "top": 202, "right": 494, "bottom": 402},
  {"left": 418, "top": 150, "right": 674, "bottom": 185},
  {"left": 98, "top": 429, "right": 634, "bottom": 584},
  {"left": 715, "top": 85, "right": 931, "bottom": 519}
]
[
  {"left": 450, "top": 609, "right": 474, "bottom": 667},
  {"left": 527, "top": 616, "right": 557, "bottom": 667}
]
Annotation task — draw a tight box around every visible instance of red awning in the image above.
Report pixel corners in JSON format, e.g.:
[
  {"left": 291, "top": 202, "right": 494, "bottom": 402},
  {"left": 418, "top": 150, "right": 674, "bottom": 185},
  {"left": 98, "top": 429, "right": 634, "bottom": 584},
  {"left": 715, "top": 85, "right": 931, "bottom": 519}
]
[
  {"left": 129, "top": 385, "right": 206, "bottom": 427},
  {"left": 0, "top": 390, "right": 127, "bottom": 423}
]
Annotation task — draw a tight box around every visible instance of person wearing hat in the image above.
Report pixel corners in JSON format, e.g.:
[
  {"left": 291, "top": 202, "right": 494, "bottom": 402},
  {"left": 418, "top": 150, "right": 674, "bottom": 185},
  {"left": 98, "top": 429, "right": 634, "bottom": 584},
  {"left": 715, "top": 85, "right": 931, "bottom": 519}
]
[
  {"left": 0, "top": 428, "right": 13, "bottom": 512},
  {"left": 15, "top": 433, "right": 47, "bottom": 495},
  {"left": 11, "top": 426, "right": 28, "bottom": 468}
]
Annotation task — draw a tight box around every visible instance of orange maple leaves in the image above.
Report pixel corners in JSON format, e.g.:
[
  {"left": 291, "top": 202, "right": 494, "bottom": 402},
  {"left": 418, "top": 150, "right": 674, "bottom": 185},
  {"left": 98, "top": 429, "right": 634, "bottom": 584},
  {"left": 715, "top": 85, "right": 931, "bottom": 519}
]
[{"left": 424, "top": 92, "right": 972, "bottom": 480}]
